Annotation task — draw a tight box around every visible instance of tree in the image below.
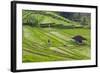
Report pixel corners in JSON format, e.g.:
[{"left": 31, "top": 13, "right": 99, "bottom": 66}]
[{"left": 81, "top": 16, "right": 88, "bottom": 25}]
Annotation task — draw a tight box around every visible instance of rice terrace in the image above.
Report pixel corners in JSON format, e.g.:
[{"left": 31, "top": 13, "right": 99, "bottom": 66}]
[{"left": 22, "top": 10, "right": 91, "bottom": 63}]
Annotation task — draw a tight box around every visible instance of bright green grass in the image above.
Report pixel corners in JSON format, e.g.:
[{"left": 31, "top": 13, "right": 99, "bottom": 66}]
[{"left": 22, "top": 25, "right": 91, "bottom": 63}]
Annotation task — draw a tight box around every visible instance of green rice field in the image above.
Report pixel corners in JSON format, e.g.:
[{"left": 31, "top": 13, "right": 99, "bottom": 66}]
[{"left": 22, "top": 10, "right": 91, "bottom": 63}]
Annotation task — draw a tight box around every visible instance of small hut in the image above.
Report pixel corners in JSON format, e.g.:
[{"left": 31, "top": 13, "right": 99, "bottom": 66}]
[{"left": 72, "top": 35, "right": 86, "bottom": 44}]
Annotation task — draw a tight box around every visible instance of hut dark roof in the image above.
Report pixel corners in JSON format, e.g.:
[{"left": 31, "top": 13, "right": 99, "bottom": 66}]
[
  {"left": 72, "top": 35, "right": 86, "bottom": 44},
  {"left": 72, "top": 35, "right": 86, "bottom": 40}
]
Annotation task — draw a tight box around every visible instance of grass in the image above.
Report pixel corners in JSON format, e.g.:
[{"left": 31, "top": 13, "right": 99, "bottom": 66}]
[{"left": 22, "top": 25, "right": 91, "bottom": 63}]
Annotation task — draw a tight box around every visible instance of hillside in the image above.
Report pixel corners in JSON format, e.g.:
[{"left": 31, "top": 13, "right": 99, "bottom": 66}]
[
  {"left": 22, "top": 10, "right": 91, "bottom": 62},
  {"left": 22, "top": 10, "right": 80, "bottom": 27}
]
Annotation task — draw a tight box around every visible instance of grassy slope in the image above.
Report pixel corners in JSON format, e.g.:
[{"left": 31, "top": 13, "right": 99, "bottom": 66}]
[
  {"left": 22, "top": 10, "right": 91, "bottom": 63},
  {"left": 22, "top": 10, "right": 79, "bottom": 26},
  {"left": 22, "top": 26, "right": 91, "bottom": 62}
]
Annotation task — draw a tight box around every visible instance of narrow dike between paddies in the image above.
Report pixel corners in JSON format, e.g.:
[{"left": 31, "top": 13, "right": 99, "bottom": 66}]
[
  {"left": 49, "top": 47, "right": 87, "bottom": 60},
  {"left": 23, "top": 38, "right": 89, "bottom": 60},
  {"left": 23, "top": 27, "right": 89, "bottom": 61},
  {"left": 58, "top": 47, "right": 89, "bottom": 59},
  {"left": 33, "top": 28, "right": 84, "bottom": 59},
  {"left": 23, "top": 27, "right": 75, "bottom": 60},
  {"left": 23, "top": 49, "right": 53, "bottom": 62},
  {"left": 50, "top": 31, "right": 71, "bottom": 41},
  {"left": 23, "top": 28, "right": 70, "bottom": 60},
  {"left": 23, "top": 46, "right": 70, "bottom": 61},
  {"left": 39, "top": 28, "right": 67, "bottom": 45},
  {"left": 39, "top": 28, "right": 89, "bottom": 59},
  {"left": 32, "top": 28, "right": 65, "bottom": 47},
  {"left": 23, "top": 38, "right": 66, "bottom": 60}
]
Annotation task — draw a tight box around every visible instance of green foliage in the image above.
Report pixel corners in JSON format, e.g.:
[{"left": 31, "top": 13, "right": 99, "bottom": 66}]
[
  {"left": 80, "top": 16, "right": 91, "bottom": 28},
  {"left": 22, "top": 10, "right": 77, "bottom": 27},
  {"left": 81, "top": 16, "right": 87, "bottom": 25}
]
